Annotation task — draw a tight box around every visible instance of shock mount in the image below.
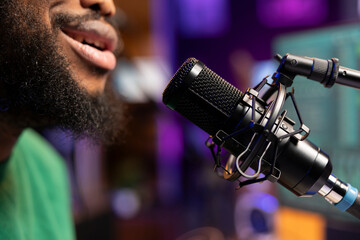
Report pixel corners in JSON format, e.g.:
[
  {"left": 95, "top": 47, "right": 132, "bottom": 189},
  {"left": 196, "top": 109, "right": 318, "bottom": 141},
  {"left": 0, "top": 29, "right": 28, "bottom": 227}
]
[{"left": 205, "top": 54, "right": 311, "bottom": 188}]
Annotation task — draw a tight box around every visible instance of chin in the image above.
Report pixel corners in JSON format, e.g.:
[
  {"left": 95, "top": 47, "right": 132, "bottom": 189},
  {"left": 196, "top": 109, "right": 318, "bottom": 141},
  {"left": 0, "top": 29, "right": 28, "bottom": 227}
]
[{"left": 72, "top": 67, "right": 110, "bottom": 95}]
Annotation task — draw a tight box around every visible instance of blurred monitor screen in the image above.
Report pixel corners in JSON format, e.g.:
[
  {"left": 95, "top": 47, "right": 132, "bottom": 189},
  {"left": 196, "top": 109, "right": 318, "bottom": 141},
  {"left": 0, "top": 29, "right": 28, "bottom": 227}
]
[{"left": 273, "top": 23, "right": 360, "bottom": 222}]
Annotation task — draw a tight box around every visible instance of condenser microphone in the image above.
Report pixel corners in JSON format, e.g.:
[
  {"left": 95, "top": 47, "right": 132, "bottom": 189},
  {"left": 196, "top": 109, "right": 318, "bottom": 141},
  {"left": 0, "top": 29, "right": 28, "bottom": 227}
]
[{"left": 162, "top": 57, "right": 360, "bottom": 219}]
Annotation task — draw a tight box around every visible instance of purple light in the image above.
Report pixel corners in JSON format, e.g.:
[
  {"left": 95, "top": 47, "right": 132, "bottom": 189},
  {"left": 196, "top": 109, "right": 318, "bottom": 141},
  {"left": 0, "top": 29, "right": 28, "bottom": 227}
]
[
  {"left": 156, "top": 113, "right": 184, "bottom": 204},
  {"left": 112, "top": 189, "right": 141, "bottom": 219},
  {"left": 157, "top": 116, "right": 183, "bottom": 161},
  {"left": 178, "top": 0, "right": 230, "bottom": 37},
  {"left": 257, "top": 0, "right": 328, "bottom": 27}
]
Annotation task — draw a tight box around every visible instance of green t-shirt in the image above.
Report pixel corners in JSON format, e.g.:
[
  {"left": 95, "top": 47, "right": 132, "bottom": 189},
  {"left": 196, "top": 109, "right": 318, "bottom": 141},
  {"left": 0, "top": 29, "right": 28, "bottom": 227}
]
[{"left": 0, "top": 129, "right": 75, "bottom": 240}]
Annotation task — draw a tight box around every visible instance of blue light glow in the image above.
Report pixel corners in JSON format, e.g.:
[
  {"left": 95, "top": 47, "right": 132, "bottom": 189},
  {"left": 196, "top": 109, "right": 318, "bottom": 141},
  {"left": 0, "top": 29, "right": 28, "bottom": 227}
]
[{"left": 255, "top": 193, "right": 279, "bottom": 213}]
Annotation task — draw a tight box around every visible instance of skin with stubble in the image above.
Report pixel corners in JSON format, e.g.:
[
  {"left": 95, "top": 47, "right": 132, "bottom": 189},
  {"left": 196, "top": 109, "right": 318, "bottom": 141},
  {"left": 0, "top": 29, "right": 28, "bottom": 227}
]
[{"left": 0, "top": 0, "right": 126, "bottom": 161}]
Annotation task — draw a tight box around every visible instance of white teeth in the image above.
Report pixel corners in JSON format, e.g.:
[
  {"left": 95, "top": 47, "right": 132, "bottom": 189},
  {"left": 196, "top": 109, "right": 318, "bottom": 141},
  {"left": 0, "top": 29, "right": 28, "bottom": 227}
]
[
  {"left": 94, "top": 41, "right": 105, "bottom": 50},
  {"left": 93, "top": 40, "right": 100, "bottom": 48},
  {"left": 75, "top": 35, "right": 84, "bottom": 43},
  {"left": 84, "top": 37, "right": 94, "bottom": 45},
  {"left": 68, "top": 32, "right": 105, "bottom": 50}
]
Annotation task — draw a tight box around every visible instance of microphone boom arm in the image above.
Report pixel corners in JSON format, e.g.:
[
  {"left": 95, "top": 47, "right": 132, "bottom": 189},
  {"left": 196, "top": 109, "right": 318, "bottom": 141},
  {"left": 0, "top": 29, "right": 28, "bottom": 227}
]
[{"left": 274, "top": 53, "right": 360, "bottom": 89}]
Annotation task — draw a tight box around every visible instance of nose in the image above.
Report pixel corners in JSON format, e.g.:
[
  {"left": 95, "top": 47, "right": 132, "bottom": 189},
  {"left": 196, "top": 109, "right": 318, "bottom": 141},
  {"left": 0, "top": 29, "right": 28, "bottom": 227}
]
[{"left": 80, "top": 0, "right": 116, "bottom": 17}]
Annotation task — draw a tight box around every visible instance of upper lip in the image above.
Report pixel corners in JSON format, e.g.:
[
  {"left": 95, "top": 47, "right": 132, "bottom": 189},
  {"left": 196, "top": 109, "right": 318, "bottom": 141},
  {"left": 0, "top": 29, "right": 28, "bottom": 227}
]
[{"left": 61, "top": 20, "right": 118, "bottom": 52}]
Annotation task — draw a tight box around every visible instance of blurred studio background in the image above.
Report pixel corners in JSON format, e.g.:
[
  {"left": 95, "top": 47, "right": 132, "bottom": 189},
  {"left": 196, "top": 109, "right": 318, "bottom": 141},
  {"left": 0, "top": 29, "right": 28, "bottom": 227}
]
[{"left": 43, "top": 0, "right": 360, "bottom": 239}]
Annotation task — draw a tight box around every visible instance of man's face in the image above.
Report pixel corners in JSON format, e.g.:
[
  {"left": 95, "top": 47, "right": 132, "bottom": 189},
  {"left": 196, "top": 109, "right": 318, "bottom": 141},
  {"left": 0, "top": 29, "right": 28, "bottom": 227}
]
[
  {"left": 0, "top": 0, "right": 126, "bottom": 142},
  {"left": 49, "top": 0, "right": 119, "bottom": 94}
]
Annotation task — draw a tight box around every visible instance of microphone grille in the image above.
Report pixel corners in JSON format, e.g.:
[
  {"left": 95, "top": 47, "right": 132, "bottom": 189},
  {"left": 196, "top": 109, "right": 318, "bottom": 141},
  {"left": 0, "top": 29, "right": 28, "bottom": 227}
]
[
  {"left": 190, "top": 65, "right": 242, "bottom": 116},
  {"left": 163, "top": 57, "right": 198, "bottom": 105},
  {"left": 163, "top": 58, "right": 243, "bottom": 135}
]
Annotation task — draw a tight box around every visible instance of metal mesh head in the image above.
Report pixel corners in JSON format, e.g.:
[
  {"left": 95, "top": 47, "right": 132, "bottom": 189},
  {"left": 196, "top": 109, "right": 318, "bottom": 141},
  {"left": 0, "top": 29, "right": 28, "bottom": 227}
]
[
  {"left": 163, "top": 58, "right": 198, "bottom": 105},
  {"left": 163, "top": 58, "right": 243, "bottom": 135}
]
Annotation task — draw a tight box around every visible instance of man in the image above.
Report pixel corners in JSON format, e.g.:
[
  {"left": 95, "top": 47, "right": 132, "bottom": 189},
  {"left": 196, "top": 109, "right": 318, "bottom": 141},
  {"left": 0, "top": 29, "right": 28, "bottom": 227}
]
[{"left": 0, "top": 0, "right": 125, "bottom": 239}]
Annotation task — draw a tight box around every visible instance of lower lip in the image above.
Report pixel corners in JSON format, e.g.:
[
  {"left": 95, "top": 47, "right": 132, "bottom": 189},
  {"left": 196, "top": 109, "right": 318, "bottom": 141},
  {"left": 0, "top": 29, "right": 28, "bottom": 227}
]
[{"left": 62, "top": 32, "right": 117, "bottom": 71}]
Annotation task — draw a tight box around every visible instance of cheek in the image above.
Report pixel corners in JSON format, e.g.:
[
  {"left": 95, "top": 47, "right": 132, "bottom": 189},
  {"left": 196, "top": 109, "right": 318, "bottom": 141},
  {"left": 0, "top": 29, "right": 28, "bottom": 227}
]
[{"left": 21, "top": 0, "right": 52, "bottom": 27}]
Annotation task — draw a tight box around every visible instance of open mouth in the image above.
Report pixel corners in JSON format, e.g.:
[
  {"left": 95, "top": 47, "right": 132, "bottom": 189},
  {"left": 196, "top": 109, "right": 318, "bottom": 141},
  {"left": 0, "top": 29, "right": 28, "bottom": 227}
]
[
  {"left": 68, "top": 31, "right": 107, "bottom": 51},
  {"left": 61, "top": 20, "right": 118, "bottom": 71}
]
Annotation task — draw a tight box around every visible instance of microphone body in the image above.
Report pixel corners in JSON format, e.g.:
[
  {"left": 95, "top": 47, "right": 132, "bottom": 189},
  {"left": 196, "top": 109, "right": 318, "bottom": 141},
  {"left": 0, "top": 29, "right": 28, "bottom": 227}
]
[{"left": 163, "top": 58, "right": 332, "bottom": 197}]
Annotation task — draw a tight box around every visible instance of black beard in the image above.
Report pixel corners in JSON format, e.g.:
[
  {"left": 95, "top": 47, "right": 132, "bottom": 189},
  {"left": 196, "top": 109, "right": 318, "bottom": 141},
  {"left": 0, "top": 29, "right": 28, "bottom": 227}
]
[{"left": 0, "top": 2, "right": 126, "bottom": 143}]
